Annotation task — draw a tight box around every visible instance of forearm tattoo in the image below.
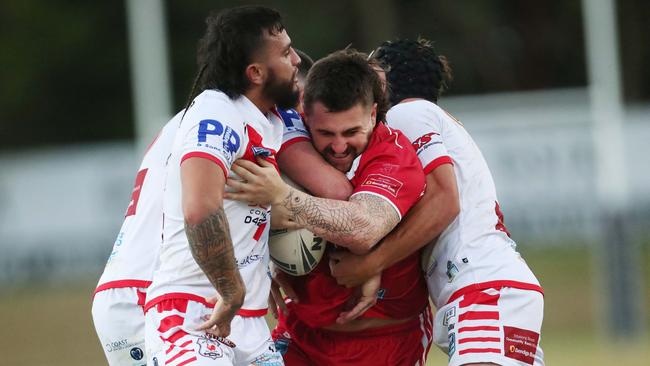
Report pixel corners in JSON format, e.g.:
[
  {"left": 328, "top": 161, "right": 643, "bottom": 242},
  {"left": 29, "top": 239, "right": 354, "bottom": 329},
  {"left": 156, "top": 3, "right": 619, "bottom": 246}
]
[
  {"left": 280, "top": 189, "right": 400, "bottom": 248},
  {"left": 186, "top": 208, "right": 244, "bottom": 303}
]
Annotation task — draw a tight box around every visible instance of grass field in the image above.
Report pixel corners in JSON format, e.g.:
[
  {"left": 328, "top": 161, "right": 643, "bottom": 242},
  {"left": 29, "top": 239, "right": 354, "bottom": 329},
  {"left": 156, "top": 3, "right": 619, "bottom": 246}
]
[{"left": 1, "top": 246, "right": 648, "bottom": 365}]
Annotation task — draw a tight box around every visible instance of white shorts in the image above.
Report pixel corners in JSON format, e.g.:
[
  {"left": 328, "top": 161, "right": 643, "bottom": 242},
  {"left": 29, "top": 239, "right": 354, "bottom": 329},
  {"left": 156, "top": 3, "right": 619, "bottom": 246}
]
[
  {"left": 92, "top": 287, "right": 148, "bottom": 365},
  {"left": 433, "top": 287, "right": 544, "bottom": 366},
  {"left": 145, "top": 298, "right": 283, "bottom": 366}
]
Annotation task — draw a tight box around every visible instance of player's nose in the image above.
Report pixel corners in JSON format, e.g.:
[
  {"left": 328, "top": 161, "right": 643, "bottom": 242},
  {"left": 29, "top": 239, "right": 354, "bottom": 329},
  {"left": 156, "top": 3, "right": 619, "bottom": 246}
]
[
  {"left": 290, "top": 47, "right": 301, "bottom": 67},
  {"left": 330, "top": 138, "right": 348, "bottom": 154}
]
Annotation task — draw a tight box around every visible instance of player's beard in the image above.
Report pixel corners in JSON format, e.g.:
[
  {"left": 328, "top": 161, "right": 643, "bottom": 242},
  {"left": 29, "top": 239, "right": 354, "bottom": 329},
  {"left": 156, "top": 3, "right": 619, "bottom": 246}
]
[{"left": 263, "top": 68, "right": 299, "bottom": 110}]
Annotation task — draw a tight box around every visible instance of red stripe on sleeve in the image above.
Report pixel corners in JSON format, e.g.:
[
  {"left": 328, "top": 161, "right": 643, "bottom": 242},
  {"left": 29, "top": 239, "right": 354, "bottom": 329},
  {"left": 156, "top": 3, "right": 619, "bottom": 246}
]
[
  {"left": 423, "top": 156, "right": 453, "bottom": 175},
  {"left": 181, "top": 152, "right": 228, "bottom": 179}
]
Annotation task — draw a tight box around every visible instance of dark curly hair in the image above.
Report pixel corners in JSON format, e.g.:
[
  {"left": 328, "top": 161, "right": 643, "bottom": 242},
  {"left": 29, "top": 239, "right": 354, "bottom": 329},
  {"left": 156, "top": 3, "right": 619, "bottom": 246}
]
[
  {"left": 304, "top": 49, "right": 388, "bottom": 123},
  {"left": 188, "top": 6, "right": 284, "bottom": 102},
  {"left": 372, "top": 38, "right": 452, "bottom": 106}
]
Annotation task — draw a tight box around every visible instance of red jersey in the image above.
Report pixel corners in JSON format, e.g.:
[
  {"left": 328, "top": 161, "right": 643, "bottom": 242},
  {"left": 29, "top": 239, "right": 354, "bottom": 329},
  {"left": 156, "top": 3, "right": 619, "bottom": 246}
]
[{"left": 287, "top": 123, "right": 428, "bottom": 328}]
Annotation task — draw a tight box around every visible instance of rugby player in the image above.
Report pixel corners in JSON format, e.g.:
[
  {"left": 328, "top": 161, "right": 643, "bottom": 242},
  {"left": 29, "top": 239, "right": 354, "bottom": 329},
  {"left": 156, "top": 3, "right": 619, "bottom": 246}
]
[
  {"left": 143, "top": 6, "right": 300, "bottom": 366},
  {"left": 330, "top": 38, "right": 545, "bottom": 366},
  {"left": 226, "top": 50, "right": 433, "bottom": 366}
]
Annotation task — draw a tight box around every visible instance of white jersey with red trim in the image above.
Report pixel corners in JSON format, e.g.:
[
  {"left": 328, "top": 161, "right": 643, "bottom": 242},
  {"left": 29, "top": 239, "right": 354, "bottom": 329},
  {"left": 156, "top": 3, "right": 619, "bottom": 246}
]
[
  {"left": 277, "top": 107, "right": 310, "bottom": 154},
  {"left": 145, "top": 90, "right": 284, "bottom": 315},
  {"left": 386, "top": 100, "right": 541, "bottom": 309},
  {"left": 95, "top": 113, "right": 179, "bottom": 292}
]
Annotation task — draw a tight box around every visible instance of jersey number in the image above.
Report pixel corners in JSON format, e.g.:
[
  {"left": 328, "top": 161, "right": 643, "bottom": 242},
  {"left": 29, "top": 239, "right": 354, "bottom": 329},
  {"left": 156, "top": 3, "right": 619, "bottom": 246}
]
[{"left": 125, "top": 169, "right": 148, "bottom": 217}]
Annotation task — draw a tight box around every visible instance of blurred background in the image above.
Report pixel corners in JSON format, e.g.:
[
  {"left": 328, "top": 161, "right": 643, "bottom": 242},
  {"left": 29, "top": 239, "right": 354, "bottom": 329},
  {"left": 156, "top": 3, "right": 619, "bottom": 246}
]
[{"left": 1, "top": 0, "right": 648, "bottom": 364}]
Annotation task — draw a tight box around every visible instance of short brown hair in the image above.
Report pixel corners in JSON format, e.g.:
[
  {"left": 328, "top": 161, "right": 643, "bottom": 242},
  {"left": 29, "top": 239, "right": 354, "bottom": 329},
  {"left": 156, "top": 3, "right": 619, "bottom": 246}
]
[{"left": 303, "top": 49, "right": 388, "bottom": 123}]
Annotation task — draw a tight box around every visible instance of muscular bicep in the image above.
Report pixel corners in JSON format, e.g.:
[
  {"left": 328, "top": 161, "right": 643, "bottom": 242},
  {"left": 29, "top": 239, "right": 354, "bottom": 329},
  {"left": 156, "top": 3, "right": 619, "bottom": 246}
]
[
  {"left": 181, "top": 157, "right": 227, "bottom": 225},
  {"left": 277, "top": 141, "right": 353, "bottom": 200},
  {"left": 277, "top": 189, "right": 400, "bottom": 254}
]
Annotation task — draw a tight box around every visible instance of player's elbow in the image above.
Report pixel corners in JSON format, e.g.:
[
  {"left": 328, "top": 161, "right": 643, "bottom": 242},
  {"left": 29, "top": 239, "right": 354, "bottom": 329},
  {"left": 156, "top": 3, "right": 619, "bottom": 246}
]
[
  {"left": 444, "top": 195, "right": 460, "bottom": 224},
  {"left": 183, "top": 201, "right": 221, "bottom": 226}
]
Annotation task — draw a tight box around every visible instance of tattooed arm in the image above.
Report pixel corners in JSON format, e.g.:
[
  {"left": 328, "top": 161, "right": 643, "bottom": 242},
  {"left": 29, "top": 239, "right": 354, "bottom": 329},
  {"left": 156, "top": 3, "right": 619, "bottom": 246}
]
[
  {"left": 225, "top": 158, "right": 399, "bottom": 254},
  {"left": 278, "top": 188, "right": 400, "bottom": 254},
  {"left": 181, "top": 157, "right": 245, "bottom": 336}
]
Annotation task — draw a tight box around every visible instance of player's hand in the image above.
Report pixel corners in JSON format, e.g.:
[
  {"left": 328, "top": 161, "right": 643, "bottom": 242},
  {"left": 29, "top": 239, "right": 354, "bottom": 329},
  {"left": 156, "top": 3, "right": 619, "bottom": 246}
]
[
  {"left": 336, "top": 272, "right": 381, "bottom": 324},
  {"left": 268, "top": 262, "right": 299, "bottom": 318},
  {"left": 329, "top": 249, "right": 381, "bottom": 288},
  {"left": 197, "top": 294, "right": 242, "bottom": 337},
  {"left": 225, "top": 158, "right": 289, "bottom": 206}
]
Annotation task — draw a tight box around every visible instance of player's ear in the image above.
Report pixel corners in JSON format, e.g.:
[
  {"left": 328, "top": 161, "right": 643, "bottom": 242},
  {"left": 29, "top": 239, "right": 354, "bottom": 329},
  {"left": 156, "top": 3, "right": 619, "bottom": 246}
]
[
  {"left": 370, "top": 103, "right": 377, "bottom": 127},
  {"left": 246, "top": 63, "right": 265, "bottom": 87}
]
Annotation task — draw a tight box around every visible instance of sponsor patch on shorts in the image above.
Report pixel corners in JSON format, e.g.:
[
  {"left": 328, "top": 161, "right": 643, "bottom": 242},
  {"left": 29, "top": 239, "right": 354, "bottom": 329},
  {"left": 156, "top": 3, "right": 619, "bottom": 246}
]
[
  {"left": 443, "top": 306, "right": 456, "bottom": 327},
  {"left": 360, "top": 173, "right": 403, "bottom": 197},
  {"left": 129, "top": 347, "right": 144, "bottom": 360},
  {"left": 503, "top": 326, "right": 539, "bottom": 365},
  {"left": 197, "top": 335, "right": 224, "bottom": 359}
]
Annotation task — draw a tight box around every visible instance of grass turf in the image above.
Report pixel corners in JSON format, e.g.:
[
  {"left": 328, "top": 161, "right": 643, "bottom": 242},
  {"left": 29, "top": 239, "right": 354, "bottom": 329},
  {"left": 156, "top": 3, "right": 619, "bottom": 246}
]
[{"left": 0, "top": 246, "right": 647, "bottom": 365}]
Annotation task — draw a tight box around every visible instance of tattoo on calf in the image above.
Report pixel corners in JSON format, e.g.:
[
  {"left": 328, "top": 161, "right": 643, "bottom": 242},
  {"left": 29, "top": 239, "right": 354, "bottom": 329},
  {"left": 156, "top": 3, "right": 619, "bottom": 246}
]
[{"left": 185, "top": 208, "right": 244, "bottom": 302}]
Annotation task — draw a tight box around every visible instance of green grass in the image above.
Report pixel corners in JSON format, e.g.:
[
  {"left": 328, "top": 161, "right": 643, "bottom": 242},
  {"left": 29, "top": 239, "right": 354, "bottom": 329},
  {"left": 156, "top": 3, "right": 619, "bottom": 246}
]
[{"left": 1, "top": 246, "right": 648, "bottom": 365}]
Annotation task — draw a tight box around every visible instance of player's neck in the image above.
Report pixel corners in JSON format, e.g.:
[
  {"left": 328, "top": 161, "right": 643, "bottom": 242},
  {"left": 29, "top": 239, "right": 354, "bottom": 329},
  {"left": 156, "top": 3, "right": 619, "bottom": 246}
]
[{"left": 244, "top": 89, "right": 274, "bottom": 116}]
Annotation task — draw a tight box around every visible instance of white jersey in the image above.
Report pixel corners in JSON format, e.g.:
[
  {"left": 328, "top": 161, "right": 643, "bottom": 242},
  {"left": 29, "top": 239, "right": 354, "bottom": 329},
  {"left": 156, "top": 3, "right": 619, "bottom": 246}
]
[
  {"left": 276, "top": 108, "right": 310, "bottom": 151},
  {"left": 95, "top": 114, "right": 180, "bottom": 293},
  {"left": 145, "top": 90, "right": 285, "bottom": 316},
  {"left": 386, "top": 100, "right": 541, "bottom": 309}
]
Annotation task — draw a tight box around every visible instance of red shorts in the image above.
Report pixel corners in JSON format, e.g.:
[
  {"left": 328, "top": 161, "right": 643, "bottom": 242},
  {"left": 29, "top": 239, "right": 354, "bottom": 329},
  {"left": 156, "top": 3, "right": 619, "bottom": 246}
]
[{"left": 272, "top": 303, "right": 433, "bottom": 366}]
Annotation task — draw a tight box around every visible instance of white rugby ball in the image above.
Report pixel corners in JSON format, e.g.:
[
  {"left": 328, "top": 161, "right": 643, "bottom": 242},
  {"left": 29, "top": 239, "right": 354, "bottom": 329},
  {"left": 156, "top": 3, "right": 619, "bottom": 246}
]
[
  {"left": 269, "top": 227, "right": 326, "bottom": 276},
  {"left": 268, "top": 175, "right": 326, "bottom": 276}
]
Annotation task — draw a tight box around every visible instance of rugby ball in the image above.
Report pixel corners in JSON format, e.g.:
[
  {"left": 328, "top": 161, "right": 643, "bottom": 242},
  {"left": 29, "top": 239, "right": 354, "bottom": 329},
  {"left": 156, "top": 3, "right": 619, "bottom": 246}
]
[
  {"left": 269, "top": 227, "right": 326, "bottom": 276},
  {"left": 269, "top": 175, "right": 326, "bottom": 276}
]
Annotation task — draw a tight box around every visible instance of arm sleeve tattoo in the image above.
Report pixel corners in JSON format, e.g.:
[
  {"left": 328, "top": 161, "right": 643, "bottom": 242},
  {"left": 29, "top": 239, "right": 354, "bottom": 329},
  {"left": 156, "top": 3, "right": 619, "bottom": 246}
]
[
  {"left": 279, "top": 189, "right": 400, "bottom": 252},
  {"left": 185, "top": 208, "right": 244, "bottom": 303}
]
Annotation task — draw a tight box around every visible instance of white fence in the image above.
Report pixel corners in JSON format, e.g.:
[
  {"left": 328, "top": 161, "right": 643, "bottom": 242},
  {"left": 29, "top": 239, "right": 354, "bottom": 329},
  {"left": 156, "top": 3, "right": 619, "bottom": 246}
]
[{"left": 1, "top": 88, "right": 648, "bottom": 283}]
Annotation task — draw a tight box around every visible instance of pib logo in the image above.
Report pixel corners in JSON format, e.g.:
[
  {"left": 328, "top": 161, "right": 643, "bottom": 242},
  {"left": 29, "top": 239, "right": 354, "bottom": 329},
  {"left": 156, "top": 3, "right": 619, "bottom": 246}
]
[
  {"left": 277, "top": 108, "right": 301, "bottom": 128},
  {"left": 197, "top": 119, "right": 241, "bottom": 153}
]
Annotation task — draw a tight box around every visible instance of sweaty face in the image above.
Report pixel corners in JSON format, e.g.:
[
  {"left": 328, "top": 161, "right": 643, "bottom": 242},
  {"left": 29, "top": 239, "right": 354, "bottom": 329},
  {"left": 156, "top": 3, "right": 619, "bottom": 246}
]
[
  {"left": 261, "top": 29, "right": 301, "bottom": 109},
  {"left": 306, "top": 102, "right": 376, "bottom": 173}
]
